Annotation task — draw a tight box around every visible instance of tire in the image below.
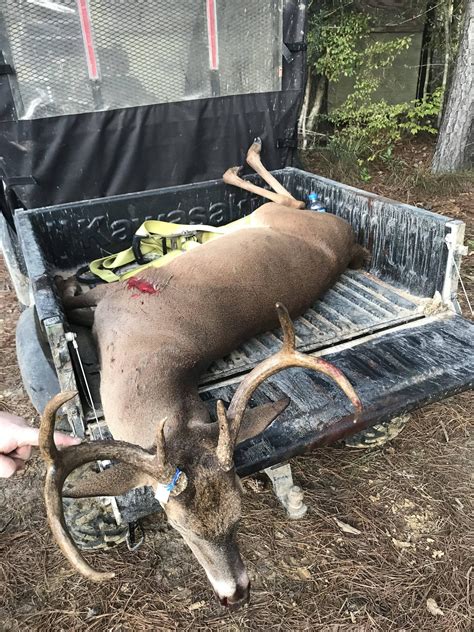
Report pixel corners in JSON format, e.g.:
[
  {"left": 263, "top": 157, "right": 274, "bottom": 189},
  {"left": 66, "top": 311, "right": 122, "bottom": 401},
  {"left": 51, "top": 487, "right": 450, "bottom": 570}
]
[
  {"left": 62, "top": 497, "right": 129, "bottom": 550},
  {"left": 344, "top": 414, "right": 410, "bottom": 449},
  {"left": 62, "top": 464, "right": 129, "bottom": 551},
  {"left": 0, "top": 213, "right": 30, "bottom": 307}
]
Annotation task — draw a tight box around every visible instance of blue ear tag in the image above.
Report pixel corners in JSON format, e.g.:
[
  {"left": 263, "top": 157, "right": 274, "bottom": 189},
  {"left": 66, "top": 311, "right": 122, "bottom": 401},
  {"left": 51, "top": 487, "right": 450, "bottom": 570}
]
[{"left": 155, "top": 467, "right": 182, "bottom": 504}]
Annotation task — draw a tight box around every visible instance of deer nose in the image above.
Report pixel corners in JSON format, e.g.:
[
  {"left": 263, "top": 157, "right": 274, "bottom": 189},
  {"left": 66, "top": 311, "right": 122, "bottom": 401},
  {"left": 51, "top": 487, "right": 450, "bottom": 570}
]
[{"left": 218, "top": 580, "right": 250, "bottom": 610}]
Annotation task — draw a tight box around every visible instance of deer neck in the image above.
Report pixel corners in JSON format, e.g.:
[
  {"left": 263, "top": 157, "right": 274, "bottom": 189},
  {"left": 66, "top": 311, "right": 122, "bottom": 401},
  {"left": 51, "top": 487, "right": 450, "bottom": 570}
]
[{"left": 100, "top": 334, "right": 210, "bottom": 447}]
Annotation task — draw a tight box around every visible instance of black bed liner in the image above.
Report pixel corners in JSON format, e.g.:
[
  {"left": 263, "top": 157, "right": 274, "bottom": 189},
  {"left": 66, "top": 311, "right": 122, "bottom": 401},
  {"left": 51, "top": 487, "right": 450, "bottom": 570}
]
[{"left": 202, "top": 269, "right": 430, "bottom": 386}]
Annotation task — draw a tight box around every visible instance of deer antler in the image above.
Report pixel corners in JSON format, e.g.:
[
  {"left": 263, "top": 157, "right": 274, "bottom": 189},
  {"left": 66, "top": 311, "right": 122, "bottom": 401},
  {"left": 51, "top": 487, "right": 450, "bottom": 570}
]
[
  {"left": 223, "top": 166, "right": 305, "bottom": 209},
  {"left": 216, "top": 303, "right": 362, "bottom": 471},
  {"left": 39, "top": 392, "right": 187, "bottom": 581}
]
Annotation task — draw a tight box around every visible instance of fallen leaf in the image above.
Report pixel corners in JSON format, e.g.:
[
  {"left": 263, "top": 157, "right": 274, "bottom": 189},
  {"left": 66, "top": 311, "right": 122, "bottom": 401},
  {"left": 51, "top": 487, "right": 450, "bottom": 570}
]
[
  {"left": 426, "top": 598, "right": 444, "bottom": 616},
  {"left": 392, "top": 537, "right": 412, "bottom": 550},
  {"left": 297, "top": 567, "right": 312, "bottom": 580},
  {"left": 333, "top": 517, "right": 361, "bottom": 535},
  {"left": 188, "top": 600, "right": 206, "bottom": 612}
]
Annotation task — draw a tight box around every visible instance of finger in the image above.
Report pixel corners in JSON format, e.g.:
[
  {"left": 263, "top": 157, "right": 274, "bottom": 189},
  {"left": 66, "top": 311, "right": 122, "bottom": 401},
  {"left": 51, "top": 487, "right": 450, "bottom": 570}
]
[
  {"left": 0, "top": 411, "right": 30, "bottom": 427},
  {"left": 14, "top": 425, "right": 41, "bottom": 448},
  {"left": 53, "top": 432, "right": 82, "bottom": 447},
  {"left": 16, "top": 426, "right": 81, "bottom": 448},
  {"left": 10, "top": 445, "right": 32, "bottom": 461},
  {"left": 0, "top": 454, "right": 19, "bottom": 478},
  {"left": 11, "top": 457, "right": 26, "bottom": 472}
]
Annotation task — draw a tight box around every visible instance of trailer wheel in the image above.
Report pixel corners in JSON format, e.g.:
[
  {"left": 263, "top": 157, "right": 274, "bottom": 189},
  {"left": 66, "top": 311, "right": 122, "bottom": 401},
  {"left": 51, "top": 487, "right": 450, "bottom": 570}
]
[
  {"left": 344, "top": 414, "right": 410, "bottom": 449},
  {"left": 62, "top": 497, "right": 129, "bottom": 550},
  {"left": 62, "top": 464, "right": 128, "bottom": 550}
]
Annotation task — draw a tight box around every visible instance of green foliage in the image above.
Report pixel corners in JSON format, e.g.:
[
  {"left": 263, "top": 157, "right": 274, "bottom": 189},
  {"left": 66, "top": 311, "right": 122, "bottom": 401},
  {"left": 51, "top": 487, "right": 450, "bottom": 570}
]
[
  {"left": 310, "top": 13, "right": 369, "bottom": 81},
  {"left": 330, "top": 89, "right": 444, "bottom": 168},
  {"left": 306, "top": 3, "right": 443, "bottom": 175}
]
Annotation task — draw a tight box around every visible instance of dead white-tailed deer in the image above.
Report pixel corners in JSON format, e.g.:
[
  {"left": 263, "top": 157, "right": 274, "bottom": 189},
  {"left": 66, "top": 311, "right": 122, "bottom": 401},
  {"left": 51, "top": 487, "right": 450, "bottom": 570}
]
[{"left": 40, "top": 140, "right": 366, "bottom": 608}]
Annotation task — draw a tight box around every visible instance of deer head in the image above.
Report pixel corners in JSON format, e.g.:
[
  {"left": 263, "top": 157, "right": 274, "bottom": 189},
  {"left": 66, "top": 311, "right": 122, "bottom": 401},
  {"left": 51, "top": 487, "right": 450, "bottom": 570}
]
[{"left": 40, "top": 304, "right": 361, "bottom": 607}]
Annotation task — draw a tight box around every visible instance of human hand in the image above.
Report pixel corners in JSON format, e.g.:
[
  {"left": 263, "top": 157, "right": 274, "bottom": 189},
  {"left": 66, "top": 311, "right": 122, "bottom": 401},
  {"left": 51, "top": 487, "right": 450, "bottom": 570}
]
[{"left": 0, "top": 411, "right": 81, "bottom": 478}]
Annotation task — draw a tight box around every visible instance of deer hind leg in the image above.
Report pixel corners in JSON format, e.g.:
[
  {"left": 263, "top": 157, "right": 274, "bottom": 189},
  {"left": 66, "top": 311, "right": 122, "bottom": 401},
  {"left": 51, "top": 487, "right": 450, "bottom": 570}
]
[
  {"left": 222, "top": 139, "right": 305, "bottom": 209},
  {"left": 223, "top": 166, "right": 304, "bottom": 209},
  {"left": 246, "top": 137, "right": 297, "bottom": 200}
]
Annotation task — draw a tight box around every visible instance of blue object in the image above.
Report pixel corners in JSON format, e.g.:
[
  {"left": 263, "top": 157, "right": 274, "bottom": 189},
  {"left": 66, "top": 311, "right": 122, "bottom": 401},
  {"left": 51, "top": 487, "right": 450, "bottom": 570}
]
[
  {"left": 307, "top": 191, "right": 326, "bottom": 212},
  {"left": 165, "top": 467, "right": 183, "bottom": 493}
]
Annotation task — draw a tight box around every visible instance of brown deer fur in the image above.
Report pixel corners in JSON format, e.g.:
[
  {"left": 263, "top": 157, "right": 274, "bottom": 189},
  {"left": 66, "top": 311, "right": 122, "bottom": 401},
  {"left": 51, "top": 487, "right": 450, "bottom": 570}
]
[{"left": 54, "top": 201, "right": 366, "bottom": 607}]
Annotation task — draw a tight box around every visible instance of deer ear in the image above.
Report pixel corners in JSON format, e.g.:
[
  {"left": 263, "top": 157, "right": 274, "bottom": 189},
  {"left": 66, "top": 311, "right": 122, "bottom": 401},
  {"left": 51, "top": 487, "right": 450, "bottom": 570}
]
[
  {"left": 63, "top": 464, "right": 156, "bottom": 498},
  {"left": 236, "top": 397, "right": 290, "bottom": 444}
]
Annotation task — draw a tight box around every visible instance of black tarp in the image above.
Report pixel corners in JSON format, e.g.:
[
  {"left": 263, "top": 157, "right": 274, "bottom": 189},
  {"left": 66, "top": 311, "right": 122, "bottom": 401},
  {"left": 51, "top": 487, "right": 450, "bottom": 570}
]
[{"left": 0, "top": 0, "right": 307, "bottom": 211}]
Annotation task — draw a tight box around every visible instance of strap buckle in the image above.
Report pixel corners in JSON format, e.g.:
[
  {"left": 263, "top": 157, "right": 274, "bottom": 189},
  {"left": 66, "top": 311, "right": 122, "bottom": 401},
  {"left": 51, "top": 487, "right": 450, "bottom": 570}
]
[{"left": 132, "top": 229, "right": 201, "bottom": 264}]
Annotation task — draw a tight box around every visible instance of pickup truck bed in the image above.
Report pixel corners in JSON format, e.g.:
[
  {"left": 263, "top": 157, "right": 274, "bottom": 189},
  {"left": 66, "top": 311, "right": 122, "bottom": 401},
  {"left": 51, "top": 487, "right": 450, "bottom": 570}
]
[{"left": 14, "top": 167, "right": 474, "bottom": 521}]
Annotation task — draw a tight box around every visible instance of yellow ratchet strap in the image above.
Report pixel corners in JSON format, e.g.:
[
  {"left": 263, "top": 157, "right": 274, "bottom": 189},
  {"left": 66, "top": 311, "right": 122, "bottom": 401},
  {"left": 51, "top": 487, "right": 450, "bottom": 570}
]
[{"left": 88, "top": 215, "right": 253, "bottom": 282}]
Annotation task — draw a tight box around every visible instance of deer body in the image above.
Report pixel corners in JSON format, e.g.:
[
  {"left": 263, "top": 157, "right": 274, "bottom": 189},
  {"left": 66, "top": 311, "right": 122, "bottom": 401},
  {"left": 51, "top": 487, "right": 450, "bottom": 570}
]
[
  {"left": 96, "top": 205, "right": 358, "bottom": 448},
  {"left": 41, "top": 143, "right": 365, "bottom": 609}
]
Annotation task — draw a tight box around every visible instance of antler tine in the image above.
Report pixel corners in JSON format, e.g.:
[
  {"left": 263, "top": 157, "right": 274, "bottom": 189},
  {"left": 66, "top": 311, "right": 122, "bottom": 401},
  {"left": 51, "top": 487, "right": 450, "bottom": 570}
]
[
  {"left": 215, "top": 400, "right": 233, "bottom": 471},
  {"left": 225, "top": 303, "right": 362, "bottom": 446},
  {"left": 246, "top": 138, "right": 303, "bottom": 206},
  {"left": 155, "top": 417, "right": 174, "bottom": 478},
  {"left": 39, "top": 392, "right": 171, "bottom": 582},
  {"left": 276, "top": 302, "right": 296, "bottom": 352},
  {"left": 223, "top": 166, "right": 304, "bottom": 209},
  {"left": 39, "top": 390, "right": 78, "bottom": 464}
]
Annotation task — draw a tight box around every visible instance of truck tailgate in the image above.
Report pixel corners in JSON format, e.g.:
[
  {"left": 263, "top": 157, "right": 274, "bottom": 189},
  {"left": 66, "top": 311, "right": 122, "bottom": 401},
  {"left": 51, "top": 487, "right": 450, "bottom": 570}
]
[{"left": 202, "top": 313, "right": 474, "bottom": 475}]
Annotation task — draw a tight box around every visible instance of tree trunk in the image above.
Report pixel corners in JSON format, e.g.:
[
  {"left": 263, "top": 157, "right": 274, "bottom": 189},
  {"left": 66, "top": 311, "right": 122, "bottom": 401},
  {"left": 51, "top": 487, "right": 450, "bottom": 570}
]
[
  {"left": 299, "top": 71, "right": 312, "bottom": 150},
  {"left": 307, "top": 76, "right": 328, "bottom": 132},
  {"left": 416, "top": 0, "right": 437, "bottom": 100},
  {"left": 437, "top": 0, "right": 453, "bottom": 127},
  {"left": 432, "top": 0, "right": 474, "bottom": 173}
]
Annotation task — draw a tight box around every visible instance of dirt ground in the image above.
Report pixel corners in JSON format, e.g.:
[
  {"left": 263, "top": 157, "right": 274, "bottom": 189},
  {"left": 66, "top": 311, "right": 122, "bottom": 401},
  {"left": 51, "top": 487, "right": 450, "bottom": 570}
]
[{"left": 0, "top": 139, "right": 472, "bottom": 631}]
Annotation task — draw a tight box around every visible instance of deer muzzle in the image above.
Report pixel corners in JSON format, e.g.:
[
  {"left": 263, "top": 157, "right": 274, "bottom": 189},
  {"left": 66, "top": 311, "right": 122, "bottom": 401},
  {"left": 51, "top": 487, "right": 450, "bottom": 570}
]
[
  {"left": 216, "top": 579, "right": 251, "bottom": 609},
  {"left": 180, "top": 528, "right": 250, "bottom": 608}
]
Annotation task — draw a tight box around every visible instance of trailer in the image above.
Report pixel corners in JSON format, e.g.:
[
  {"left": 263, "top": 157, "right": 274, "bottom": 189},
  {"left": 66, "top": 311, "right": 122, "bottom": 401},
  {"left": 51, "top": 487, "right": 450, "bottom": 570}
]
[{"left": 1, "top": 1, "right": 473, "bottom": 543}]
